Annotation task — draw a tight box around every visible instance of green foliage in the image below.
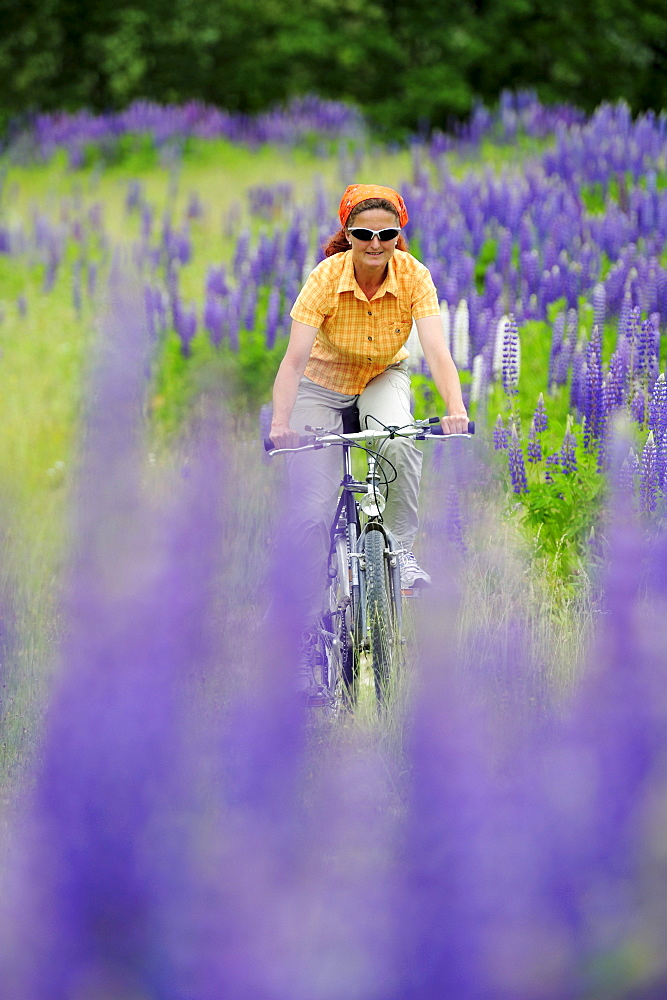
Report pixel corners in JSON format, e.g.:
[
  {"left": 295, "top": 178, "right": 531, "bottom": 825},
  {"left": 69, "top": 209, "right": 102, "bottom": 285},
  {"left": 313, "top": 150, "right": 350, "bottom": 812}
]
[
  {"left": 2, "top": 0, "right": 667, "bottom": 136},
  {"left": 149, "top": 325, "right": 289, "bottom": 446},
  {"left": 474, "top": 238, "right": 498, "bottom": 292},
  {"left": 517, "top": 455, "right": 606, "bottom": 584}
]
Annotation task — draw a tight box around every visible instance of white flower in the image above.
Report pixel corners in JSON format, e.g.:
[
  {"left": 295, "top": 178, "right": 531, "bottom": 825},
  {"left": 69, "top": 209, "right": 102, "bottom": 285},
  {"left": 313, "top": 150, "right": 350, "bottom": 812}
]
[
  {"left": 493, "top": 314, "right": 509, "bottom": 377},
  {"left": 405, "top": 319, "right": 424, "bottom": 372},
  {"left": 452, "top": 299, "right": 469, "bottom": 368},
  {"left": 470, "top": 353, "right": 485, "bottom": 403},
  {"left": 439, "top": 299, "right": 451, "bottom": 353}
]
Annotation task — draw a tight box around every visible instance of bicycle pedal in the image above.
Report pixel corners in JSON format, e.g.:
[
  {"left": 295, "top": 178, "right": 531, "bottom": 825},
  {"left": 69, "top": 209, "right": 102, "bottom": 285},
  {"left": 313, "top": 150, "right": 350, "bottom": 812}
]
[{"left": 306, "top": 689, "right": 328, "bottom": 708}]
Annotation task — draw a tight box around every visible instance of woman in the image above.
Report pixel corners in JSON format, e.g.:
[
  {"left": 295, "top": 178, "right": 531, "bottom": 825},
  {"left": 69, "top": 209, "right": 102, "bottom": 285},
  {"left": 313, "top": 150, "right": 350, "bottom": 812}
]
[{"left": 270, "top": 183, "right": 468, "bottom": 611}]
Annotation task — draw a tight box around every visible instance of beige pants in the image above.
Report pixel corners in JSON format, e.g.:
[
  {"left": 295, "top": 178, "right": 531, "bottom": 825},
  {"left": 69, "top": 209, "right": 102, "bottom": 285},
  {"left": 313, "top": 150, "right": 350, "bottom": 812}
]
[{"left": 286, "top": 362, "right": 422, "bottom": 615}]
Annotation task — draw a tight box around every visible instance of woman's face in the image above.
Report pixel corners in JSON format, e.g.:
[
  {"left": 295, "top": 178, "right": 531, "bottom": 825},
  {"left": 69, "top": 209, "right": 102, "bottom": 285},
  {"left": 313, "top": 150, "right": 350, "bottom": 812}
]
[{"left": 346, "top": 208, "right": 400, "bottom": 275}]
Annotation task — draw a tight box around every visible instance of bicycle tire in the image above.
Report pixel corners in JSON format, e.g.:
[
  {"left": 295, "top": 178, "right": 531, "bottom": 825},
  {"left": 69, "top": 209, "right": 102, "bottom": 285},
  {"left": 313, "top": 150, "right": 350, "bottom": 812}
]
[
  {"left": 322, "top": 535, "right": 357, "bottom": 711},
  {"left": 363, "top": 527, "right": 394, "bottom": 703}
]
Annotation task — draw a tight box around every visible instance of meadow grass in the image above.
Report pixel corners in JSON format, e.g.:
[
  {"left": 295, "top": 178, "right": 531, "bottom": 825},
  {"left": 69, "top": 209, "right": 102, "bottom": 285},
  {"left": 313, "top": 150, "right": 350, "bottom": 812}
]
[{"left": 0, "top": 135, "right": 602, "bottom": 788}]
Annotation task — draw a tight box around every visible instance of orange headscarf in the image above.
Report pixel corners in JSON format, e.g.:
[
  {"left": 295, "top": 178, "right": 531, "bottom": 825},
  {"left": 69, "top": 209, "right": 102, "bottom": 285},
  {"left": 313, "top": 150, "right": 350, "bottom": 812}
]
[{"left": 338, "top": 184, "right": 409, "bottom": 228}]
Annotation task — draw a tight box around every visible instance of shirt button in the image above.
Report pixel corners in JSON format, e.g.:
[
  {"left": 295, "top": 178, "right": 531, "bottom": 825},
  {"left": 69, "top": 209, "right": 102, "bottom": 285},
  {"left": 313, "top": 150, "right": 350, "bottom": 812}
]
[
  {"left": 368, "top": 336, "right": 372, "bottom": 341},
  {"left": 367, "top": 310, "right": 372, "bottom": 316},
  {"left": 395, "top": 328, "right": 400, "bottom": 333}
]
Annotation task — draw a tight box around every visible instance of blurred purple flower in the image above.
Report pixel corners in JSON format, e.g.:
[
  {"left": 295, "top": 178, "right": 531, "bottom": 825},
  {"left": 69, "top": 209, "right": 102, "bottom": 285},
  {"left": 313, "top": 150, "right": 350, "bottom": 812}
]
[
  {"left": 0, "top": 265, "right": 227, "bottom": 997},
  {"left": 204, "top": 294, "right": 224, "bottom": 347},
  {"left": 544, "top": 451, "right": 561, "bottom": 482},
  {"left": 508, "top": 424, "right": 529, "bottom": 493},
  {"left": 561, "top": 422, "right": 578, "bottom": 474},
  {"left": 639, "top": 431, "right": 658, "bottom": 512},
  {"left": 526, "top": 419, "right": 542, "bottom": 463},
  {"left": 265, "top": 287, "right": 281, "bottom": 350},
  {"left": 493, "top": 414, "right": 509, "bottom": 450},
  {"left": 205, "top": 264, "right": 228, "bottom": 298},
  {"left": 501, "top": 315, "right": 520, "bottom": 398},
  {"left": 630, "top": 389, "right": 647, "bottom": 426},
  {"left": 186, "top": 191, "right": 204, "bottom": 219},
  {"left": 648, "top": 372, "right": 667, "bottom": 438},
  {"left": 173, "top": 298, "right": 197, "bottom": 355},
  {"left": 532, "top": 392, "right": 548, "bottom": 432}
]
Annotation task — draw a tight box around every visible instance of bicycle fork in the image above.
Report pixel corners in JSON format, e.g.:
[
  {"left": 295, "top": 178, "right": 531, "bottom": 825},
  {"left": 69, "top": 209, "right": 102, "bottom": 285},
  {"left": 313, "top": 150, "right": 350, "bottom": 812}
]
[{"left": 340, "top": 445, "right": 404, "bottom": 647}]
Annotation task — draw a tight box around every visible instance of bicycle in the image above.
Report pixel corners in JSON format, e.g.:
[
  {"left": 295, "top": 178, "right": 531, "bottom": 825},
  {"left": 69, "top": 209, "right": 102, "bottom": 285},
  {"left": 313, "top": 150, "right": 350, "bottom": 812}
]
[{"left": 265, "top": 410, "right": 475, "bottom": 711}]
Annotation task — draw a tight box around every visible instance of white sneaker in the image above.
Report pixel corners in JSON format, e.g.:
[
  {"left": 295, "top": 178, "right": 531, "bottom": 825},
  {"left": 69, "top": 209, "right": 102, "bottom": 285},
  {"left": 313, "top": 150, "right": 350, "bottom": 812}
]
[{"left": 399, "top": 551, "right": 431, "bottom": 589}]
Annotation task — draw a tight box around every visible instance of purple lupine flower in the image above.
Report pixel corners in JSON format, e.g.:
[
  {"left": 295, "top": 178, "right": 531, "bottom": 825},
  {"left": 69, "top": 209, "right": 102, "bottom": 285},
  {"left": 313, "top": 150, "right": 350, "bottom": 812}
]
[
  {"left": 561, "top": 421, "right": 578, "bottom": 474},
  {"left": 204, "top": 294, "right": 225, "bottom": 347},
  {"left": 141, "top": 204, "right": 153, "bottom": 241},
  {"left": 630, "top": 389, "right": 647, "bottom": 426},
  {"left": 86, "top": 262, "right": 98, "bottom": 299},
  {"left": 43, "top": 246, "right": 59, "bottom": 292},
  {"left": 173, "top": 299, "right": 197, "bottom": 355},
  {"left": 1, "top": 266, "right": 228, "bottom": 998},
  {"left": 533, "top": 392, "right": 548, "bottom": 432},
  {"left": 527, "top": 419, "right": 542, "bottom": 463},
  {"left": 508, "top": 424, "right": 529, "bottom": 493},
  {"left": 167, "top": 228, "right": 192, "bottom": 266},
  {"left": 616, "top": 289, "right": 633, "bottom": 348},
  {"left": 501, "top": 315, "right": 520, "bottom": 398},
  {"left": 592, "top": 281, "right": 606, "bottom": 331},
  {"left": 635, "top": 318, "right": 654, "bottom": 378},
  {"left": 570, "top": 346, "right": 586, "bottom": 414},
  {"left": 125, "top": 179, "right": 143, "bottom": 212},
  {"left": 618, "top": 447, "right": 640, "bottom": 494},
  {"left": 186, "top": 191, "right": 204, "bottom": 219},
  {"left": 241, "top": 281, "right": 258, "bottom": 331},
  {"left": 17, "top": 293, "right": 27, "bottom": 316},
  {"left": 648, "top": 372, "right": 667, "bottom": 439},
  {"left": 226, "top": 298, "right": 241, "bottom": 351},
  {"left": 233, "top": 228, "right": 250, "bottom": 277},
  {"left": 206, "top": 265, "right": 229, "bottom": 298},
  {"left": 544, "top": 451, "right": 561, "bottom": 482},
  {"left": 493, "top": 414, "right": 509, "bottom": 450},
  {"left": 547, "top": 312, "right": 565, "bottom": 387},
  {"left": 640, "top": 431, "right": 658, "bottom": 512},
  {"left": 265, "top": 287, "right": 281, "bottom": 350},
  {"left": 657, "top": 431, "right": 667, "bottom": 494},
  {"left": 583, "top": 335, "right": 604, "bottom": 448},
  {"left": 606, "top": 349, "right": 628, "bottom": 411}
]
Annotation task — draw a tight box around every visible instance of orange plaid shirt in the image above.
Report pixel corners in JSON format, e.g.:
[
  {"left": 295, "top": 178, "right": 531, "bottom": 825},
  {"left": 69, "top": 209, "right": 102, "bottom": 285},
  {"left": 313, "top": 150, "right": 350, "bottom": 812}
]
[{"left": 290, "top": 249, "right": 440, "bottom": 394}]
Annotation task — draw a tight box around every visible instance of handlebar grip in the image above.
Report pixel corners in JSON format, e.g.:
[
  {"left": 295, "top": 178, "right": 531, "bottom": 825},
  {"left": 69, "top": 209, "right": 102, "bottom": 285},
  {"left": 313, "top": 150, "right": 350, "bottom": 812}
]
[
  {"left": 427, "top": 421, "right": 475, "bottom": 436},
  {"left": 264, "top": 434, "right": 314, "bottom": 451}
]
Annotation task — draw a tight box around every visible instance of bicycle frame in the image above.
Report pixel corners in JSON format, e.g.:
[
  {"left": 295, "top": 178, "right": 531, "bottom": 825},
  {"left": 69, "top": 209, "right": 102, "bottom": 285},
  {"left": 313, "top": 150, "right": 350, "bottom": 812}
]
[
  {"left": 328, "top": 437, "right": 404, "bottom": 652},
  {"left": 266, "top": 417, "right": 474, "bottom": 708}
]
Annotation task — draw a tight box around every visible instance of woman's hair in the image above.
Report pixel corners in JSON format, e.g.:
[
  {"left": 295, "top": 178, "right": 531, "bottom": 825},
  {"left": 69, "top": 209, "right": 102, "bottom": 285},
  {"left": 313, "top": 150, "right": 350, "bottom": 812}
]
[{"left": 322, "top": 198, "right": 409, "bottom": 257}]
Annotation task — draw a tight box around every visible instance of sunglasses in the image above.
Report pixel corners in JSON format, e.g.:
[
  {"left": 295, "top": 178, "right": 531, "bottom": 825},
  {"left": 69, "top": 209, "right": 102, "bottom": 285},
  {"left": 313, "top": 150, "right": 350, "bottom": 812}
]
[{"left": 347, "top": 227, "right": 401, "bottom": 242}]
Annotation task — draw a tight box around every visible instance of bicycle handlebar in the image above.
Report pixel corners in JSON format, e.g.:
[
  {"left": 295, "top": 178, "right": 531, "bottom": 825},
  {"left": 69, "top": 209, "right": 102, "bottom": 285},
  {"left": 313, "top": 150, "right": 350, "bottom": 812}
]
[{"left": 264, "top": 420, "right": 475, "bottom": 453}]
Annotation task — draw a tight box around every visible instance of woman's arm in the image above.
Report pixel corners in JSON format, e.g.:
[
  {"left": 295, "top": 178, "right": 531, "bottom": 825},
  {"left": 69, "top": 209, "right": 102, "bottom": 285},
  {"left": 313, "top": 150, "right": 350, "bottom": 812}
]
[
  {"left": 269, "top": 320, "right": 319, "bottom": 447},
  {"left": 416, "top": 315, "right": 469, "bottom": 434}
]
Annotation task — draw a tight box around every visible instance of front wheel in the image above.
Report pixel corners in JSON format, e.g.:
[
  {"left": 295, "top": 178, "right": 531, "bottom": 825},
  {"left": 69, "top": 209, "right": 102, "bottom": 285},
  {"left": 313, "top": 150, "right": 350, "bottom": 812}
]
[
  {"left": 322, "top": 535, "right": 358, "bottom": 711},
  {"left": 363, "top": 528, "right": 395, "bottom": 703}
]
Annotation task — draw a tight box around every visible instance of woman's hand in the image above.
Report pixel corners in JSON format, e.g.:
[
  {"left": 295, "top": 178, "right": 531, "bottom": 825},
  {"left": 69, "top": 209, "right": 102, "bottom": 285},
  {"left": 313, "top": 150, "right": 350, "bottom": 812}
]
[
  {"left": 440, "top": 411, "right": 470, "bottom": 435},
  {"left": 269, "top": 422, "right": 302, "bottom": 449}
]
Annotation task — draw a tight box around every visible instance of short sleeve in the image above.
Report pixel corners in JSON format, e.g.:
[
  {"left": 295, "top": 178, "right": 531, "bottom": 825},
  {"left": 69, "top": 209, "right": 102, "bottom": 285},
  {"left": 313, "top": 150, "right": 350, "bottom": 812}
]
[
  {"left": 290, "top": 268, "right": 329, "bottom": 328},
  {"left": 411, "top": 267, "right": 440, "bottom": 320}
]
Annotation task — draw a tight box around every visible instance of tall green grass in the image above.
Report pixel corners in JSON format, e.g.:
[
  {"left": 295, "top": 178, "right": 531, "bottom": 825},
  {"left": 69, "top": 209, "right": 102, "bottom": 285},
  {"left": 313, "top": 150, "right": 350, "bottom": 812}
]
[{"left": 0, "top": 137, "right": 600, "bottom": 786}]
